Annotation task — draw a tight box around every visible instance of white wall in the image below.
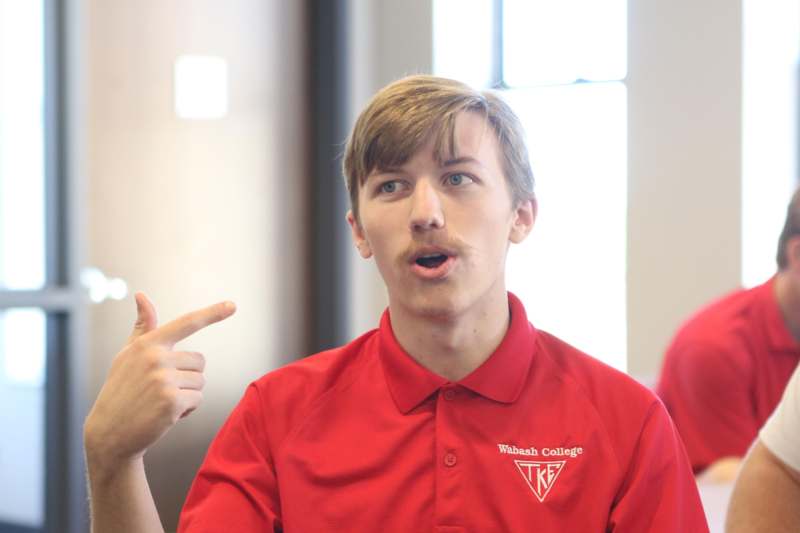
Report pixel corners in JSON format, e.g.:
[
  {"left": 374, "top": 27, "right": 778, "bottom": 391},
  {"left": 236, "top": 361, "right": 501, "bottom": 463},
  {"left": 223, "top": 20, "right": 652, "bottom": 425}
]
[{"left": 81, "top": 1, "right": 308, "bottom": 529}]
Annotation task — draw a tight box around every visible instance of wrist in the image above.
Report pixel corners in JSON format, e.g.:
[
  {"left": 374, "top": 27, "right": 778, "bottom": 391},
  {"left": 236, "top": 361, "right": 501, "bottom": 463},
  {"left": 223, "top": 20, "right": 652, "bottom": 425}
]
[
  {"left": 86, "top": 449, "right": 145, "bottom": 488},
  {"left": 84, "top": 421, "right": 144, "bottom": 483}
]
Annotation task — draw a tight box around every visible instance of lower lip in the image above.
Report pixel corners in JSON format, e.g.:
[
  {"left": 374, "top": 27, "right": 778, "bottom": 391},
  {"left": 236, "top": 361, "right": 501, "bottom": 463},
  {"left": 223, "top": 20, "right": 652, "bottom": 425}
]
[{"left": 410, "top": 256, "right": 456, "bottom": 280}]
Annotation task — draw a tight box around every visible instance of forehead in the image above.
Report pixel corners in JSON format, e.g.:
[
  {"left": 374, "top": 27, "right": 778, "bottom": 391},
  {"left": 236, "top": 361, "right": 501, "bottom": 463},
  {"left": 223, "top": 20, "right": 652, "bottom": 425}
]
[
  {"left": 449, "top": 112, "right": 499, "bottom": 159},
  {"left": 372, "top": 111, "right": 503, "bottom": 176},
  {"left": 413, "top": 111, "right": 502, "bottom": 174}
]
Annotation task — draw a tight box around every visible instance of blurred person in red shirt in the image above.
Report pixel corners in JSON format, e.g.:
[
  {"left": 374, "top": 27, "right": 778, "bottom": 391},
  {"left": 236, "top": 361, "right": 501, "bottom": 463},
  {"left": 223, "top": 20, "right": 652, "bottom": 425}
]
[{"left": 657, "top": 188, "right": 800, "bottom": 482}]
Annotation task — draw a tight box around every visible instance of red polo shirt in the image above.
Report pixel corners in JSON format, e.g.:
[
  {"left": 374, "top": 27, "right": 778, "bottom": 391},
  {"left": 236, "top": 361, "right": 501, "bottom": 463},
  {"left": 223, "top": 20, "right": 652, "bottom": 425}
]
[
  {"left": 656, "top": 277, "right": 800, "bottom": 473},
  {"left": 180, "top": 293, "right": 707, "bottom": 532}
]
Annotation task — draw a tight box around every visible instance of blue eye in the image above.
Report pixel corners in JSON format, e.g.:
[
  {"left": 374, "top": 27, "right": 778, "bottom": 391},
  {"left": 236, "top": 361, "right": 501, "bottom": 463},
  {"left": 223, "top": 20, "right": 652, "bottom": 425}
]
[
  {"left": 447, "top": 173, "right": 470, "bottom": 186},
  {"left": 380, "top": 181, "right": 398, "bottom": 194}
]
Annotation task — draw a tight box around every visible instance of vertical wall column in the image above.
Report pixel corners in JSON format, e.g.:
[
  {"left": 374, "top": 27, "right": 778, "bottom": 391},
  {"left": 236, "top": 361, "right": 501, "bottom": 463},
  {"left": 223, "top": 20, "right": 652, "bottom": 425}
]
[
  {"left": 627, "top": 0, "right": 743, "bottom": 377},
  {"left": 309, "top": 0, "right": 352, "bottom": 351}
]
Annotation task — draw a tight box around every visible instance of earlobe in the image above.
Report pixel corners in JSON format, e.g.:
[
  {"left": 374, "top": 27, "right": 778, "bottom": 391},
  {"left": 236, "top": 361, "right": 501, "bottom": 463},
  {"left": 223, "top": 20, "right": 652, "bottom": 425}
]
[
  {"left": 346, "top": 210, "right": 373, "bottom": 258},
  {"left": 509, "top": 198, "right": 536, "bottom": 244}
]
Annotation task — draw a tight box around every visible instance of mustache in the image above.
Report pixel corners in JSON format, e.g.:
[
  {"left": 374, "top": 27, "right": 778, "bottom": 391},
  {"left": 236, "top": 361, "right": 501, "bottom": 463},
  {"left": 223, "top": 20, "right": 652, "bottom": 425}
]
[{"left": 398, "top": 234, "right": 473, "bottom": 264}]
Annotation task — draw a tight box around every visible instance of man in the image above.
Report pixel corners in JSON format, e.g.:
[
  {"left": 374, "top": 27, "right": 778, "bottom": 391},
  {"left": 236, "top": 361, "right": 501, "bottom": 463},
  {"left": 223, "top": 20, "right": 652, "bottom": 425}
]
[
  {"left": 656, "top": 190, "right": 800, "bottom": 481},
  {"left": 726, "top": 363, "right": 800, "bottom": 532},
  {"left": 85, "top": 75, "right": 708, "bottom": 531}
]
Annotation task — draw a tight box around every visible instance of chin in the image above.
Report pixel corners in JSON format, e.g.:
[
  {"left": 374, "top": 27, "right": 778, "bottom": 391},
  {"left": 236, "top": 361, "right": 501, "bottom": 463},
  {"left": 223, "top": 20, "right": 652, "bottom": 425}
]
[{"left": 401, "top": 286, "right": 468, "bottom": 320}]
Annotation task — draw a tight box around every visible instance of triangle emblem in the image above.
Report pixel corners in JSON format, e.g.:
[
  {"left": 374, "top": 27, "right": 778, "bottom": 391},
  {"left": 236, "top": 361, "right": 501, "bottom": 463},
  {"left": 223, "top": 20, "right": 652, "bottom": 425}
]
[{"left": 514, "top": 460, "right": 565, "bottom": 503}]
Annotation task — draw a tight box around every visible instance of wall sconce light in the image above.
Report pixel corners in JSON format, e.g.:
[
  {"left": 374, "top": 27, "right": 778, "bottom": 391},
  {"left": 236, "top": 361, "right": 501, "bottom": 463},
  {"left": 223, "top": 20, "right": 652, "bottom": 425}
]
[{"left": 174, "top": 55, "right": 228, "bottom": 119}]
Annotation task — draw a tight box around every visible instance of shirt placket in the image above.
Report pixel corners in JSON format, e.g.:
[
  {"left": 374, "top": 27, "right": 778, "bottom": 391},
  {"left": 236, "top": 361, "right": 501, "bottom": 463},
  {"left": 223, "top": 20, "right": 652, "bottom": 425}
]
[{"left": 434, "top": 383, "right": 466, "bottom": 533}]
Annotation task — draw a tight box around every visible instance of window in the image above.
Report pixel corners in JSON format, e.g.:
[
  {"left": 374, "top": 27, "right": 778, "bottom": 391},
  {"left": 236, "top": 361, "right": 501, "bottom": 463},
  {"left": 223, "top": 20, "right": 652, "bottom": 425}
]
[
  {"left": 741, "top": 0, "right": 800, "bottom": 287},
  {"left": 0, "top": 0, "right": 83, "bottom": 531},
  {"left": 0, "top": 0, "right": 48, "bottom": 528},
  {"left": 0, "top": 0, "right": 47, "bottom": 292},
  {"left": 434, "top": 0, "right": 628, "bottom": 371}
]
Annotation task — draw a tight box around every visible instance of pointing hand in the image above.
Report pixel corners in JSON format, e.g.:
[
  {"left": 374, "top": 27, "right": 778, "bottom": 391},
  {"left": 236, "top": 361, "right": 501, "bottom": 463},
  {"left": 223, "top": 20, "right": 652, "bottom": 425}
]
[{"left": 84, "top": 292, "right": 236, "bottom": 468}]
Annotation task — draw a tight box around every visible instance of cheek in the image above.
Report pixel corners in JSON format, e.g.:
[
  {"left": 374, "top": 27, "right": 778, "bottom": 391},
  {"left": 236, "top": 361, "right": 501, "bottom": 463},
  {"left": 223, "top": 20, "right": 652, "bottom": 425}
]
[
  {"left": 454, "top": 200, "right": 514, "bottom": 238},
  {"left": 459, "top": 210, "right": 514, "bottom": 263},
  {"left": 359, "top": 218, "right": 398, "bottom": 266}
]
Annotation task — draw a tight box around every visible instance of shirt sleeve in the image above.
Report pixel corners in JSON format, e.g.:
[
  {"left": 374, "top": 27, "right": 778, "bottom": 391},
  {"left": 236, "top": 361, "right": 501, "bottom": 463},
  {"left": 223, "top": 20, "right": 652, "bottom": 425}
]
[
  {"left": 178, "top": 384, "right": 282, "bottom": 532},
  {"left": 608, "top": 400, "right": 710, "bottom": 532},
  {"left": 656, "top": 341, "right": 757, "bottom": 472},
  {"left": 759, "top": 363, "right": 800, "bottom": 471}
]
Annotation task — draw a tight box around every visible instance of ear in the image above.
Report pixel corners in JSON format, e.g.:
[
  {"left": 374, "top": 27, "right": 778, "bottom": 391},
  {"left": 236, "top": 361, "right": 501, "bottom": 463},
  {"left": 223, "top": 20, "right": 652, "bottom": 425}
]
[
  {"left": 786, "top": 236, "right": 800, "bottom": 273},
  {"left": 346, "top": 210, "right": 373, "bottom": 258},
  {"left": 508, "top": 198, "right": 537, "bottom": 244}
]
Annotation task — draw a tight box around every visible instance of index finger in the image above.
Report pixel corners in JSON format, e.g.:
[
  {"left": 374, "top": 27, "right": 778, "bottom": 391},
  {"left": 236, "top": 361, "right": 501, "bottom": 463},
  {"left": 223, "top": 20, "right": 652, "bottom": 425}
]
[{"left": 147, "top": 301, "right": 236, "bottom": 346}]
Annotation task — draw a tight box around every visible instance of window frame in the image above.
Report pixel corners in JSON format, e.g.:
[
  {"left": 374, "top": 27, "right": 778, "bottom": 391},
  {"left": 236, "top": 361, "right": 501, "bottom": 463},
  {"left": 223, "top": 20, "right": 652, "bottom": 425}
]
[{"left": 0, "top": 1, "right": 87, "bottom": 531}]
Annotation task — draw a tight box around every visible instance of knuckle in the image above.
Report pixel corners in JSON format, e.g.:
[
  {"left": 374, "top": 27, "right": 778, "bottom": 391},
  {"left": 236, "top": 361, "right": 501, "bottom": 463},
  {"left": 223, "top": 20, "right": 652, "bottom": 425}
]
[
  {"left": 153, "top": 367, "right": 174, "bottom": 387},
  {"left": 142, "top": 353, "right": 159, "bottom": 372},
  {"left": 159, "top": 387, "right": 179, "bottom": 409},
  {"left": 142, "top": 357, "right": 164, "bottom": 378},
  {"left": 146, "top": 348, "right": 169, "bottom": 369}
]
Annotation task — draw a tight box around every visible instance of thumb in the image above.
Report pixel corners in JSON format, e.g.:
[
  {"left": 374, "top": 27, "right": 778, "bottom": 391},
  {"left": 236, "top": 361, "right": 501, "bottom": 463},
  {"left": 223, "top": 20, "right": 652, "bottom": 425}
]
[{"left": 128, "top": 292, "right": 158, "bottom": 343}]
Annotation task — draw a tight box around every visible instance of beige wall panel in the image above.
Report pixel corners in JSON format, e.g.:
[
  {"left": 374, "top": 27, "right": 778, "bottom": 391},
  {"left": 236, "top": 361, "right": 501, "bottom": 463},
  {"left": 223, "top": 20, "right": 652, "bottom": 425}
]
[
  {"left": 627, "top": 0, "right": 742, "bottom": 376},
  {"left": 84, "top": 1, "right": 307, "bottom": 528}
]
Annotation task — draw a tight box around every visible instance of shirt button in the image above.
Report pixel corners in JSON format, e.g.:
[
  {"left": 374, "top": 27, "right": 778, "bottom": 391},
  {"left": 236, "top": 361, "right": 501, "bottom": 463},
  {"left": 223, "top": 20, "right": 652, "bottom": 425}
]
[
  {"left": 444, "top": 452, "right": 458, "bottom": 467},
  {"left": 443, "top": 389, "right": 457, "bottom": 401}
]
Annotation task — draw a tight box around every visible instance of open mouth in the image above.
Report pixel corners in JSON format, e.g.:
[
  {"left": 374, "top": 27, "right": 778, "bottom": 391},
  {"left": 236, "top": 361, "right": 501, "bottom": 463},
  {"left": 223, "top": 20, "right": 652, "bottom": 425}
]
[{"left": 415, "top": 254, "right": 449, "bottom": 269}]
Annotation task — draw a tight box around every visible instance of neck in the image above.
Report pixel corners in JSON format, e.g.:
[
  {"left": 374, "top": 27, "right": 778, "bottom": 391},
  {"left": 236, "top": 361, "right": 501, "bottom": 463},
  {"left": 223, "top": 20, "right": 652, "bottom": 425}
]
[
  {"left": 388, "top": 287, "right": 511, "bottom": 382},
  {"left": 774, "top": 271, "right": 800, "bottom": 340}
]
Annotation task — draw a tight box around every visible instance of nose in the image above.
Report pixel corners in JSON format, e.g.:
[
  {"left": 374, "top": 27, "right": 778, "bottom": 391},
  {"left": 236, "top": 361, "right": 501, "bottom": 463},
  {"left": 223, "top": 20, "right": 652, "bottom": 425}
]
[{"left": 409, "top": 179, "right": 445, "bottom": 232}]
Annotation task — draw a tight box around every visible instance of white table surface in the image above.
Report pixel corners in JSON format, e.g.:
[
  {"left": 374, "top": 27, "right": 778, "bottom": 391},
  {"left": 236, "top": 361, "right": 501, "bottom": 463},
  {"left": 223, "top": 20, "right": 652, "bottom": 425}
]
[{"left": 697, "top": 481, "right": 734, "bottom": 533}]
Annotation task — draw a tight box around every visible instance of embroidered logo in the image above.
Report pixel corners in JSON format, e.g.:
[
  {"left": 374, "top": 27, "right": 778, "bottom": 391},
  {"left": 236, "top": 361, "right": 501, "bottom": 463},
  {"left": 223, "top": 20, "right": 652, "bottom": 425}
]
[
  {"left": 513, "top": 460, "right": 565, "bottom": 503},
  {"left": 496, "top": 443, "right": 583, "bottom": 502}
]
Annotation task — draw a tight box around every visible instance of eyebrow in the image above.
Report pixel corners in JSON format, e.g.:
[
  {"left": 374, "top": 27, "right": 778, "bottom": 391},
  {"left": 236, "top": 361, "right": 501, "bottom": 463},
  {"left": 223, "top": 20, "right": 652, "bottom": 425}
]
[
  {"left": 442, "top": 156, "right": 483, "bottom": 167},
  {"left": 369, "top": 156, "right": 486, "bottom": 180}
]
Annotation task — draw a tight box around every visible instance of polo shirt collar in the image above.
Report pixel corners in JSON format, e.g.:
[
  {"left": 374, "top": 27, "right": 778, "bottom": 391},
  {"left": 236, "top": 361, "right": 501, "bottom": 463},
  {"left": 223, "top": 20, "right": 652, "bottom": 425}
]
[
  {"left": 378, "top": 292, "right": 536, "bottom": 414},
  {"left": 759, "top": 275, "right": 799, "bottom": 353}
]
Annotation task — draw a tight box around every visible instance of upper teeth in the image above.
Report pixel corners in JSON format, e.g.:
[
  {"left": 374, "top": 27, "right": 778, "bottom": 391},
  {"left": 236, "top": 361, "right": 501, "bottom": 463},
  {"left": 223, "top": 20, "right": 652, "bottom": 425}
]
[{"left": 420, "top": 254, "right": 442, "bottom": 258}]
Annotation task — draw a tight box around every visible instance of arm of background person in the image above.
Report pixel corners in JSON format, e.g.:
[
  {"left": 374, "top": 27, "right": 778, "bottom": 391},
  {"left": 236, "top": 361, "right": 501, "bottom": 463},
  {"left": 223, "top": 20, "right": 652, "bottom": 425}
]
[
  {"left": 696, "top": 456, "right": 742, "bottom": 484},
  {"left": 84, "top": 293, "right": 235, "bottom": 533},
  {"left": 656, "top": 341, "right": 757, "bottom": 479},
  {"left": 727, "top": 361, "right": 800, "bottom": 532},
  {"left": 725, "top": 440, "right": 800, "bottom": 532}
]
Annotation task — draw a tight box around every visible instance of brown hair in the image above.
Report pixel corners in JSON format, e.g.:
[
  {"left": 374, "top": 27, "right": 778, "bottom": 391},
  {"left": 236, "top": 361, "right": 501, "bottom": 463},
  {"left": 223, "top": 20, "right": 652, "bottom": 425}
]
[
  {"left": 776, "top": 187, "right": 800, "bottom": 269},
  {"left": 342, "top": 75, "right": 535, "bottom": 221}
]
